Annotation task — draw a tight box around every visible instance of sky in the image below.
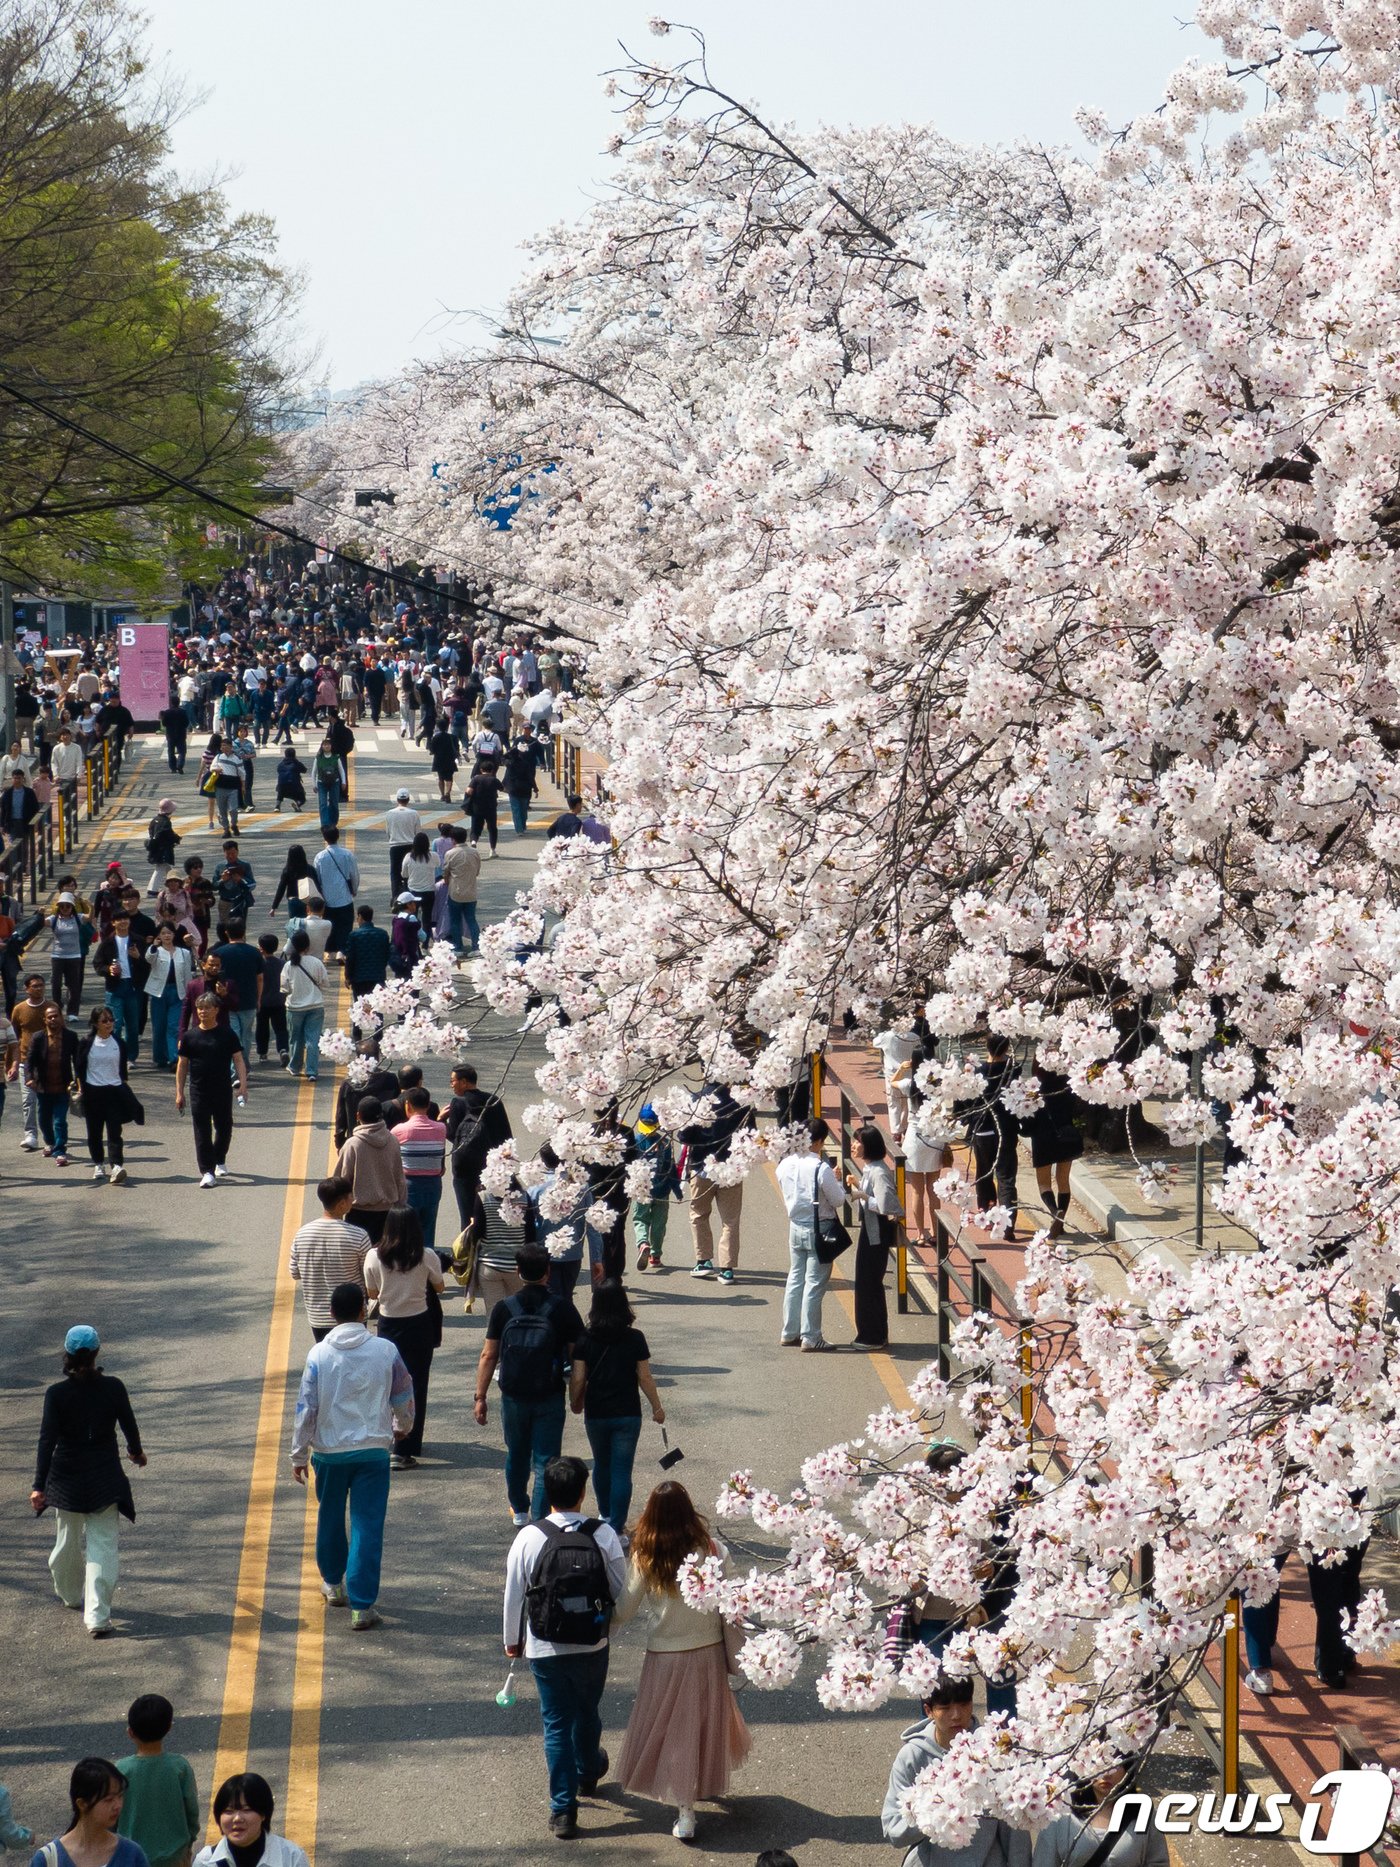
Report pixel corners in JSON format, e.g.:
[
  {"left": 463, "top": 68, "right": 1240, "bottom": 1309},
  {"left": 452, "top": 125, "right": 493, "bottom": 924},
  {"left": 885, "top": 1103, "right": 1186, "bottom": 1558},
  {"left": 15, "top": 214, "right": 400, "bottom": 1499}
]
[{"left": 141, "top": 1, "right": 1214, "bottom": 391}]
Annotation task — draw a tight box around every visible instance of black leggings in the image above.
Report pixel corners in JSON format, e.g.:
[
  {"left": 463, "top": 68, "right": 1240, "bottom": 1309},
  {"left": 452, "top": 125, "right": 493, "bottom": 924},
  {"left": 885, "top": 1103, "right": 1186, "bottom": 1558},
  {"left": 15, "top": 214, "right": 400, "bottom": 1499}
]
[
  {"left": 255, "top": 1003, "right": 289, "bottom": 1057},
  {"left": 83, "top": 1084, "right": 125, "bottom": 1166},
  {"left": 51, "top": 957, "right": 84, "bottom": 1017},
  {"left": 469, "top": 805, "right": 498, "bottom": 851},
  {"left": 377, "top": 1308, "right": 435, "bottom": 1457}
]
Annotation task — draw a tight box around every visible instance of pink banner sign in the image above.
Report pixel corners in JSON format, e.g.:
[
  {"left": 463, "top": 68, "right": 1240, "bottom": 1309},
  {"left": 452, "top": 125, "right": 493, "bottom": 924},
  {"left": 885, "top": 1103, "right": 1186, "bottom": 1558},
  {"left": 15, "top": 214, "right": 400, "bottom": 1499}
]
[{"left": 117, "top": 623, "right": 170, "bottom": 722}]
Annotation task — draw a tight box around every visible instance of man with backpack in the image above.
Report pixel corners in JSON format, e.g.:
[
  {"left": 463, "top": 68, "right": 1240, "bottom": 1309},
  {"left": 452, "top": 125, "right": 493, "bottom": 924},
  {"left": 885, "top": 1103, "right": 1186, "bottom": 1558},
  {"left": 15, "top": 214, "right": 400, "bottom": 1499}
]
[
  {"left": 474, "top": 1246, "right": 583, "bottom": 1525},
  {"left": 447, "top": 1062, "right": 513, "bottom": 1229},
  {"left": 503, "top": 1454, "right": 627, "bottom": 1839}
]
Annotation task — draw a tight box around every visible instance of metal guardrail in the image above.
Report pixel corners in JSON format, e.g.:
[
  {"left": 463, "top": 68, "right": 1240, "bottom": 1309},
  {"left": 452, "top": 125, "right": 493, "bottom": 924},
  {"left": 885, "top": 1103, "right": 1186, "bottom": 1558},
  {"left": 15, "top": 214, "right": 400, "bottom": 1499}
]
[{"left": 4, "top": 735, "right": 117, "bottom": 905}]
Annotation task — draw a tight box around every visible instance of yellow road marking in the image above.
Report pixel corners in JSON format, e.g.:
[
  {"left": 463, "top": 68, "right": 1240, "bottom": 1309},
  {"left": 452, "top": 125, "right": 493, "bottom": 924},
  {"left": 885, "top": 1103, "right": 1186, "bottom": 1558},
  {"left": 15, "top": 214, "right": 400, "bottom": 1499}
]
[{"left": 207, "top": 1073, "right": 316, "bottom": 1831}]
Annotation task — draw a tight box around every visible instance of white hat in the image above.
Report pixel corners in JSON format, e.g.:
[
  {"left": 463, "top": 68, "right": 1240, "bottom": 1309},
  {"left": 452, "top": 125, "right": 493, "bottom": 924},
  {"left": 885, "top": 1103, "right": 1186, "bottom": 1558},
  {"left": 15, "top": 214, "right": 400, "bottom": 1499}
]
[
  {"left": 57, "top": 891, "right": 76, "bottom": 905},
  {"left": 395, "top": 787, "right": 410, "bottom": 802},
  {"left": 396, "top": 891, "right": 417, "bottom": 906}
]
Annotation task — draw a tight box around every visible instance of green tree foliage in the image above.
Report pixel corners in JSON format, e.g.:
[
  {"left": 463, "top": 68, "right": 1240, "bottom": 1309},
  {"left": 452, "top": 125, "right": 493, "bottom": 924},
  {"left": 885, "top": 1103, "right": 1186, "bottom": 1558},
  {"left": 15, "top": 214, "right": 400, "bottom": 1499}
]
[{"left": 0, "top": 0, "right": 299, "bottom": 595}]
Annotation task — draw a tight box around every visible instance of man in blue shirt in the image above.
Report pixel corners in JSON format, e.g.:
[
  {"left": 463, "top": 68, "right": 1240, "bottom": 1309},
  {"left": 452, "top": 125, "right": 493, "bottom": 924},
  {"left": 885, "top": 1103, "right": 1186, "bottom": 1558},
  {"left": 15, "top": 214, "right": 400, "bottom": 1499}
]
[{"left": 313, "top": 826, "right": 360, "bottom": 955}]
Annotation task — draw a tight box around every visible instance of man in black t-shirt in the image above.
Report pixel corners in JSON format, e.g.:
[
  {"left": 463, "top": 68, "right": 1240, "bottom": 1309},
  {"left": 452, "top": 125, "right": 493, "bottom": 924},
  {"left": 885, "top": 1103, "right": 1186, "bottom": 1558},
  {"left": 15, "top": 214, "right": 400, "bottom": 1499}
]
[
  {"left": 474, "top": 1246, "right": 583, "bottom": 1525},
  {"left": 176, "top": 993, "right": 247, "bottom": 1188}
]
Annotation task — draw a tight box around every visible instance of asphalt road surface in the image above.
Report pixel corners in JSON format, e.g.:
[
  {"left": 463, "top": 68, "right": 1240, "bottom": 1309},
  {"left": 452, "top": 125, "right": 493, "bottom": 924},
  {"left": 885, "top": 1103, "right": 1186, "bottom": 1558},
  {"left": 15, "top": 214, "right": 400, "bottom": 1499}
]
[{"left": 0, "top": 725, "right": 940, "bottom": 1866}]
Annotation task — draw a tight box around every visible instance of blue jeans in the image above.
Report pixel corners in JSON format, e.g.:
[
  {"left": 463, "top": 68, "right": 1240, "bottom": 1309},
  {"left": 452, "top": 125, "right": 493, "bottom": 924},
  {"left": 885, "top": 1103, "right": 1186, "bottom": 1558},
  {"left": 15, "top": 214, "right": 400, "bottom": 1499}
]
[
  {"left": 311, "top": 1449, "right": 390, "bottom": 1610},
  {"left": 585, "top": 1416, "right": 642, "bottom": 1533},
  {"left": 530, "top": 1648, "right": 610, "bottom": 1815},
  {"left": 405, "top": 1174, "right": 443, "bottom": 1251},
  {"left": 508, "top": 792, "right": 530, "bottom": 833},
  {"left": 104, "top": 981, "right": 140, "bottom": 1057},
  {"left": 447, "top": 897, "right": 479, "bottom": 952},
  {"left": 1243, "top": 1560, "right": 1285, "bottom": 1671},
  {"left": 37, "top": 1090, "right": 69, "bottom": 1154},
  {"left": 226, "top": 1005, "right": 254, "bottom": 1061},
  {"left": 500, "top": 1391, "right": 566, "bottom": 1517},
  {"left": 150, "top": 982, "right": 181, "bottom": 1068},
  {"left": 288, "top": 1004, "right": 324, "bottom": 1078},
  {"left": 317, "top": 782, "right": 340, "bottom": 829},
  {"left": 782, "top": 1225, "right": 831, "bottom": 1345}
]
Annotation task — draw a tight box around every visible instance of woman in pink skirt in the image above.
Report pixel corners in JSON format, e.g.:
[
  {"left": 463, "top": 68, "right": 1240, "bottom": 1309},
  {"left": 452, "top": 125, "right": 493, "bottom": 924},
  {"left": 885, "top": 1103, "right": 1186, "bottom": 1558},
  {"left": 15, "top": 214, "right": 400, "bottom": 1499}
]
[{"left": 614, "top": 1481, "right": 752, "bottom": 1843}]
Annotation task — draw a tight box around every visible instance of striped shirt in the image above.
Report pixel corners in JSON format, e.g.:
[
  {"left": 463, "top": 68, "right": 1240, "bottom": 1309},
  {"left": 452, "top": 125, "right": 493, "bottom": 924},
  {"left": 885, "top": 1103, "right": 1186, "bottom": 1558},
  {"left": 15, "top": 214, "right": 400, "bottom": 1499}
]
[
  {"left": 391, "top": 1113, "right": 446, "bottom": 1179},
  {"left": 289, "top": 1217, "right": 371, "bottom": 1328}
]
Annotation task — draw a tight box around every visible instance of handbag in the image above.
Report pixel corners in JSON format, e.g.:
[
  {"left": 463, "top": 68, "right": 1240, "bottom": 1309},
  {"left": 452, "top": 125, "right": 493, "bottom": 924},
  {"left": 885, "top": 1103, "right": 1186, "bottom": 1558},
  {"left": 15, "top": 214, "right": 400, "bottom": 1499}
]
[
  {"left": 201, "top": 769, "right": 218, "bottom": 796},
  {"left": 810, "top": 1158, "right": 852, "bottom": 1263}
]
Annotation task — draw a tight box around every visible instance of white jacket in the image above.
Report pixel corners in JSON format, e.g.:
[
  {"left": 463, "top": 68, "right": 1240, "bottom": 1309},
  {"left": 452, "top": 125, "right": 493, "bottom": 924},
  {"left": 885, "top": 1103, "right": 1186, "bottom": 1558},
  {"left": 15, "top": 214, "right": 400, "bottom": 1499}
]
[
  {"left": 194, "top": 1833, "right": 310, "bottom": 1867},
  {"left": 290, "top": 1322, "right": 414, "bottom": 1465},
  {"left": 144, "top": 945, "right": 195, "bottom": 1000}
]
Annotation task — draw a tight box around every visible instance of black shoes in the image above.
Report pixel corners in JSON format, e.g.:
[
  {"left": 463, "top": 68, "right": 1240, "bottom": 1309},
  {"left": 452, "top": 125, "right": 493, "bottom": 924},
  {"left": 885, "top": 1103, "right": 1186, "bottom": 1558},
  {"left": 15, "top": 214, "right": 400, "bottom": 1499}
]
[
  {"left": 549, "top": 1810, "right": 578, "bottom": 1840},
  {"left": 580, "top": 1750, "right": 608, "bottom": 1796}
]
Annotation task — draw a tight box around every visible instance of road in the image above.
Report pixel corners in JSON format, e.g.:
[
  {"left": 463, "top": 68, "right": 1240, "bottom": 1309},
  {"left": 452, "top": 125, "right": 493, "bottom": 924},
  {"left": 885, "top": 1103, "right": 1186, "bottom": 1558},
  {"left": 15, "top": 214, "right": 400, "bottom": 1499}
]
[{"left": 0, "top": 723, "right": 931, "bottom": 1866}]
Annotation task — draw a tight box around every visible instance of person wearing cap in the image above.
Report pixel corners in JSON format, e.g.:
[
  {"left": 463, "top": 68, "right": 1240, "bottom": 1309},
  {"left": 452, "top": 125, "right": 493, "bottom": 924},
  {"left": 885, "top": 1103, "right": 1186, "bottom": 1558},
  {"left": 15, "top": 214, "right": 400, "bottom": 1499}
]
[
  {"left": 385, "top": 790, "right": 423, "bottom": 904},
  {"left": 631, "top": 1105, "right": 683, "bottom": 1274},
  {"left": 31, "top": 1325, "right": 146, "bottom": 1636}
]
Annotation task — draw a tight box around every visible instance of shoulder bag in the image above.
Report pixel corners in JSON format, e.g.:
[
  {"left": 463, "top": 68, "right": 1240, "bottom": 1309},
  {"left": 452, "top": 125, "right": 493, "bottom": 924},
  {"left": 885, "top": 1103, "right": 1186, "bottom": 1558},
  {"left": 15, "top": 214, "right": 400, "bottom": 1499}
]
[{"left": 811, "top": 1157, "right": 852, "bottom": 1264}]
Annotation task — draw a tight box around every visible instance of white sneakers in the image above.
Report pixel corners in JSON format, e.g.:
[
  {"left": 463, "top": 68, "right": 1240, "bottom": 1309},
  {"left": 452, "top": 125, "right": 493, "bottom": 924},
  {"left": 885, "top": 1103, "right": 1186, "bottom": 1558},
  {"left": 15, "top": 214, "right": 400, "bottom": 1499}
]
[
  {"left": 110, "top": 1165, "right": 127, "bottom": 1185},
  {"left": 92, "top": 1165, "right": 105, "bottom": 1182},
  {"left": 672, "top": 1807, "right": 696, "bottom": 1841},
  {"left": 511, "top": 1510, "right": 530, "bottom": 1528},
  {"left": 214, "top": 1164, "right": 230, "bottom": 1178},
  {"left": 199, "top": 1172, "right": 216, "bottom": 1189},
  {"left": 1245, "top": 1668, "right": 1274, "bottom": 1694}
]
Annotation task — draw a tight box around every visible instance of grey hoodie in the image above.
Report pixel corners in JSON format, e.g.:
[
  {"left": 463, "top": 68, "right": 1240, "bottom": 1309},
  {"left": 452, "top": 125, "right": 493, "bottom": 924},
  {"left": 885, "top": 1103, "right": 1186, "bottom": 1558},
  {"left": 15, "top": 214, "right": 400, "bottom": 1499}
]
[
  {"left": 333, "top": 1120, "right": 407, "bottom": 1211},
  {"left": 882, "top": 1718, "right": 1031, "bottom": 1867}
]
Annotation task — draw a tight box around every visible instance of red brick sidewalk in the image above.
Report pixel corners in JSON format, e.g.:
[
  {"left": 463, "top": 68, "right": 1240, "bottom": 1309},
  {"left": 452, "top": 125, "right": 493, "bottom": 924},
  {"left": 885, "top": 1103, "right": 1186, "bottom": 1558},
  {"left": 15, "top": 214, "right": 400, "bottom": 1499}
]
[{"left": 821, "top": 1041, "right": 1400, "bottom": 1807}]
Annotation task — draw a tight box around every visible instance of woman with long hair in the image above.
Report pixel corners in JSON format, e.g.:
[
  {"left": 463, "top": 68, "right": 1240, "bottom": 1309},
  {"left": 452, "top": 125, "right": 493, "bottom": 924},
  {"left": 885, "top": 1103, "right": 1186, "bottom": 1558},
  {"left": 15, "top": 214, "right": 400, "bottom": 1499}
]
[
  {"left": 76, "top": 1006, "right": 133, "bottom": 1185},
  {"left": 33, "top": 1757, "right": 150, "bottom": 1867},
  {"left": 613, "top": 1481, "right": 752, "bottom": 1843},
  {"left": 197, "top": 732, "right": 222, "bottom": 830},
  {"left": 282, "top": 928, "right": 328, "bottom": 1083},
  {"left": 363, "top": 1204, "right": 444, "bottom": 1470},
  {"left": 401, "top": 832, "right": 439, "bottom": 934},
  {"left": 568, "top": 1279, "right": 664, "bottom": 1534},
  {"left": 269, "top": 844, "right": 313, "bottom": 920},
  {"left": 30, "top": 1325, "right": 146, "bottom": 1636}
]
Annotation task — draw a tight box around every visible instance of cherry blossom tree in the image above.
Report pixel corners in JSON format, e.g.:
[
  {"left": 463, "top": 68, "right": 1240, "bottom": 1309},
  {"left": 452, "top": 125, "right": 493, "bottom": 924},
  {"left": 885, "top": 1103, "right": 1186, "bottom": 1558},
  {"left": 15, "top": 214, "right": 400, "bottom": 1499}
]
[{"left": 297, "top": 2, "right": 1400, "bottom": 1840}]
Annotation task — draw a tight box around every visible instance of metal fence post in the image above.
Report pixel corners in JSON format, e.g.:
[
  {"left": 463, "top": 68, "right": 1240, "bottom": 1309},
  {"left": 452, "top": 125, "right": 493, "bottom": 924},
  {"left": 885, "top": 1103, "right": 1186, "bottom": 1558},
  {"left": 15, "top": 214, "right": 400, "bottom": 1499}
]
[
  {"left": 895, "top": 1157, "right": 908, "bottom": 1314},
  {"left": 1020, "top": 1323, "right": 1033, "bottom": 1445},
  {"left": 1221, "top": 1596, "right": 1240, "bottom": 1798},
  {"left": 810, "top": 1052, "right": 823, "bottom": 1121},
  {"left": 935, "top": 1218, "right": 950, "bottom": 1378}
]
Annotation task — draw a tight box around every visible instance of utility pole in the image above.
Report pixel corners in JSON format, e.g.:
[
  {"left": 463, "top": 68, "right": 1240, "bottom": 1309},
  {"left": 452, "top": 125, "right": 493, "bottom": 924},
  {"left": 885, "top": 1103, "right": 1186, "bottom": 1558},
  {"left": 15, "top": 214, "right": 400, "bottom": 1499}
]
[{"left": 0, "top": 579, "right": 15, "bottom": 747}]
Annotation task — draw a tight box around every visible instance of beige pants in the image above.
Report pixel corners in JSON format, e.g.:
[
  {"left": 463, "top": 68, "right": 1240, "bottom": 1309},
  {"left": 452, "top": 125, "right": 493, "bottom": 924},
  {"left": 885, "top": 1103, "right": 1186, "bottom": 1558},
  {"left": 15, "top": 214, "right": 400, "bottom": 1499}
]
[
  {"left": 689, "top": 1176, "right": 743, "bottom": 1269},
  {"left": 51, "top": 1503, "right": 120, "bottom": 1630},
  {"left": 477, "top": 1265, "right": 524, "bottom": 1312}
]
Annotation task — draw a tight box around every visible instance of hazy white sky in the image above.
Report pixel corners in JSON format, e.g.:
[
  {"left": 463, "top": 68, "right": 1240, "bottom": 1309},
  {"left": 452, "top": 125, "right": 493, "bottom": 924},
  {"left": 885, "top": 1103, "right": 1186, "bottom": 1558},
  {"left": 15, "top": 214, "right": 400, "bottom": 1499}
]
[{"left": 141, "top": 1, "right": 1212, "bottom": 389}]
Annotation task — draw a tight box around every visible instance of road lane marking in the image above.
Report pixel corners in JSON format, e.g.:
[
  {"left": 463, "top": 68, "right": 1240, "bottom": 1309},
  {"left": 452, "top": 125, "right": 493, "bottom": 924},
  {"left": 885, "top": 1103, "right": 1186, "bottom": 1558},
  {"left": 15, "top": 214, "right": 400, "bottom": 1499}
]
[{"left": 206, "top": 1072, "right": 316, "bottom": 1830}]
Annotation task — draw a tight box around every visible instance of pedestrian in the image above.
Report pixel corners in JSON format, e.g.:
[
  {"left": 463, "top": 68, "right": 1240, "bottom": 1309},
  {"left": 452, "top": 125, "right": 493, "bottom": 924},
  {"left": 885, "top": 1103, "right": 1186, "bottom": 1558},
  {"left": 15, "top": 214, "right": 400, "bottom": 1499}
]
[
  {"left": 612, "top": 1480, "right": 752, "bottom": 1843},
  {"left": 158, "top": 702, "right": 188, "bottom": 777},
  {"left": 283, "top": 929, "right": 328, "bottom": 1083},
  {"left": 891, "top": 1038, "right": 946, "bottom": 1246},
  {"left": 845, "top": 1123, "right": 903, "bottom": 1349},
  {"left": 269, "top": 844, "right": 313, "bottom": 919},
  {"left": 25, "top": 1000, "right": 78, "bottom": 1165},
  {"left": 466, "top": 759, "right": 500, "bottom": 854},
  {"left": 398, "top": 669, "right": 418, "bottom": 742},
  {"left": 209, "top": 738, "right": 245, "bottom": 836},
  {"left": 142, "top": 926, "right": 194, "bottom": 1074},
  {"left": 428, "top": 720, "right": 458, "bottom": 800},
  {"left": 882, "top": 1679, "right": 1030, "bottom": 1867},
  {"left": 569, "top": 1279, "right": 665, "bottom": 1535},
  {"left": 631, "top": 1102, "right": 682, "bottom": 1273},
  {"left": 342, "top": 904, "right": 390, "bottom": 1011},
  {"left": 290, "top": 1176, "right": 370, "bottom": 1343},
  {"left": 546, "top": 791, "right": 586, "bottom": 840},
  {"left": 872, "top": 1014, "right": 920, "bottom": 1141},
  {"left": 585, "top": 1103, "right": 636, "bottom": 1285},
  {"left": 13, "top": 973, "right": 54, "bottom": 1150},
  {"left": 31, "top": 1759, "right": 151, "bottom": 1867},
  {"left": 312, "top": 826, "right": 359, "bottom": 955},
  {"left": 364, "top": 1204, "right": 445, "bottom": 1470},
  {"left": 526, "top": 1143, "right": 589, "bottom": 1299},
  {"left": 313, "top": 733, "right": 341, "bottom": 829},
  {"left": 333, "top": 1096, "right": 407, "bottom": 1243},
  {"left": 117, "top": 1694, "right": 201, "bottom": 1867},
  {"left": 289, "top": 1281, "right": 415, "bottom": 1632},
  {"left": 211, "top": 919, "right": 261, "bottom": 1061},
  {"left": 1024, "top": 1067, "right": 1083, "bottom": 1239},
  {"left": 178, "top": 953, "right": 235, "bottom": 1041},
  {"left": 254, "top": 933, "right": 289, "bottom": 1066},
  {"left": 679, "top": 1081, "right": 754, "bottom": 1284},
  {"left": 775, "top": 1118, "right": 845, "bottom": 1352},
  {"left": 385, "top": 788, "right": 423, "bottom": 901},
  {"left": 390, "top": 1085, "right": 447, "bottom": 1250},
  {"left": 0, "top": 1782, "right": 30, "bottom": 1856},
  {"left": 390, "top": 894, "right": 422, "bottom": 974},
  {"left": 30, "top": 1324, "right": 146, "bottom": 1637},
  {"left": 433, "top": 826, "right": 480, "bottom": 958},
  {"left": 192, "top": 1774, "right": 309, "bottom": 1867},
  {"left": 273, "top": 746, "right": 307, "bottom": 811},
  {"left": 282, "top": 896, "right": 333, "bottom": 965},
  {"left": 503, "top": 1454, "right": 627, "bottom": 1840},
  {"left": 502, "top": 729, "right": 539, "bottom": 834},
  {"left": 155, "top": 872, "right": 200, "bottom": 952},
  {"left": 474, "top": 1245, "right": 584, "bottom": 1524},
  {"left": 961, "top": 1032, "right": 1020, "bottom": 1224},
  {"left": 46, "top": 891, "right": 92, "bottom": 1018},
  {"left": 76, "top": 1006, "right": 134, "bottom": 1185},
  {"left": 402, "top": 832, "right": 439, "bottom": 932},
  {"left": 175, "top": 993, "right": 247, "bottom": 1188},
  {"left": 1031, "top": 1765, "right": 1167, "bottom": 1867},
  {"left": 1308, "top": 1530, "right": 1368, "bottom": 1691}
]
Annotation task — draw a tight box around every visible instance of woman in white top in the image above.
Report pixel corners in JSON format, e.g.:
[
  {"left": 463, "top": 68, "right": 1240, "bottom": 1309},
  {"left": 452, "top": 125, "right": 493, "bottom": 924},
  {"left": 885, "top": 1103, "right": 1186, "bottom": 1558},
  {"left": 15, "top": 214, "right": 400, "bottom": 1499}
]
[
  {"left": 613, "top": 1480, "right": 752, "bottom": 1843},
  {"left": 193, "top": 1770, "right": 310, "bottom": 1867},
  {"left": 281, "top": 928, "right": 328, "bottom": 1082},
  {"left": 76, "top": 1006, "right": 131, "bottom": 1184},
  {"left": 363, "top": 1204, "right": 445, "bottom": 1469},
  {"left": 144, "top": 922, "right": 195, "bottom": 1072},
  {"left": 401, "top": 832, "right": 439, "bottom": 932},
  {"left": 845, "top": 1122, "right": 904, "bottom": 1349}
]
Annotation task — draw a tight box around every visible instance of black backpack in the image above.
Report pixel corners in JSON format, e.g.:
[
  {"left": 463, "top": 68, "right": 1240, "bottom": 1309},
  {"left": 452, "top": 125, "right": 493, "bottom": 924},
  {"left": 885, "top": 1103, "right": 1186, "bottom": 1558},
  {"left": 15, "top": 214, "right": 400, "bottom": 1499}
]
[
  {"left": 496, "top": 1293, "right": 559, "bottom": 1398},
  {"left": 526, "top": 1520, "right": 615, "bottom": 1644}
]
